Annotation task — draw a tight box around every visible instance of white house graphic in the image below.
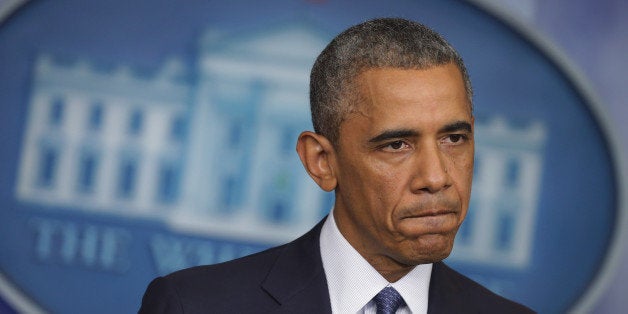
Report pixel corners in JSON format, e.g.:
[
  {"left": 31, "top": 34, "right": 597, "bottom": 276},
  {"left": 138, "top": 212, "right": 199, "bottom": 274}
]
[
  {"left": 15, "top": 23, "right": 545, "bottom": 268},
  {"left": 452, "top": 118, "right": 546, "bottom": 268}
]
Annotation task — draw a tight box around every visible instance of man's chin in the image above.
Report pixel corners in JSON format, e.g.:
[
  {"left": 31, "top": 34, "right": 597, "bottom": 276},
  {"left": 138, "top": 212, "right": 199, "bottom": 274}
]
[{"left": 402, "top": 235, "right": 455, "bottom": 265}]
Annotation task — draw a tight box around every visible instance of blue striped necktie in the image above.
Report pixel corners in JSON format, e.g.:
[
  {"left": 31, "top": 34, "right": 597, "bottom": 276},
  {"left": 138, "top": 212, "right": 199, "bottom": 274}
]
[{"left": 373, "top": 286, "right": 406, "bottom": 314}]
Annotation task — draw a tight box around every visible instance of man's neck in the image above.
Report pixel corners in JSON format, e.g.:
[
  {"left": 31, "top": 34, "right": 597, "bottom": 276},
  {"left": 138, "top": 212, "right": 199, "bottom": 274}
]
[
  {"left": 364, "top": 255, "right": 416, "bottom": 282},
  {"left": 333, "top": 208, "right": 417, "bottom": 283}
]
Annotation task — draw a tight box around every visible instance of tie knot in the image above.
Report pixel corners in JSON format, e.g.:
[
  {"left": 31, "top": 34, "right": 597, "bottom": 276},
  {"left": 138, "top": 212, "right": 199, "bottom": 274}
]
[{"left": 373, "top": 286, "right": 406, "bottom": 314}]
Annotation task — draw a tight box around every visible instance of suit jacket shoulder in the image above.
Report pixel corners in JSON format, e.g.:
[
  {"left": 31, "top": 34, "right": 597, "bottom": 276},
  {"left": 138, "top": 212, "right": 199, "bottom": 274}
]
[
  {"left": 138, "top": 220, "right": 331, "bottom": 314},
  {"left": 428, "top": 262, "right": 535, "bottom": 313},
  {"left": 139, "top": 218, "right": 534, "bottom": 314}
]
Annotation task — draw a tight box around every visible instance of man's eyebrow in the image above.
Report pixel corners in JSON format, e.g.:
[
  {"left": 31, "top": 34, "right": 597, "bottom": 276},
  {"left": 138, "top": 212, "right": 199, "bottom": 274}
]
[
  {"left": 368, "top": 129, "right": 419, "bottom": 143},
  {"left": 439, "top": 121, "right": 473, "bottom": 134},
  {"left": 367, "top": 121, "right": 472, "bottom": 143}
]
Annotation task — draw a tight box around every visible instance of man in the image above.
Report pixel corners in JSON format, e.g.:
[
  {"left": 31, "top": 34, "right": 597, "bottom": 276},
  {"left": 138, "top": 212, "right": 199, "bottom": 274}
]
[{"left": 139, "top": 18, "right": 534, "bottom": 313}]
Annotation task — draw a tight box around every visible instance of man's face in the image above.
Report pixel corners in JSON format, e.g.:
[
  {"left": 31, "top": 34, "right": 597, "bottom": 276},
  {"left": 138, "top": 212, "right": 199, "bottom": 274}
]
[{"left": 331, "top": 63, "right": 474, "bottom": 271}]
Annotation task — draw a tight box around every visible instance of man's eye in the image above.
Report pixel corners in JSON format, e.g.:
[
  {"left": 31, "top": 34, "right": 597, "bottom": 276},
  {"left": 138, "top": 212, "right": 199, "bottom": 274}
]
[
  {"left": 444, "top": 134, "right": 466, "bottom": 144},
  {"left": 385, "top": 140, "right": 407, "bottom": 150}
]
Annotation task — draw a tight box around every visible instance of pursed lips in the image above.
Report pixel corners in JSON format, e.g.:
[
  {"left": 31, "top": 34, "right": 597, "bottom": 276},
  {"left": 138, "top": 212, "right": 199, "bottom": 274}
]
[
  {"left": 397, "top": 207, "right": 460, "bottom": 234},
  {"left": 399, "top": 206, "right": 458, "bottom": 220}
]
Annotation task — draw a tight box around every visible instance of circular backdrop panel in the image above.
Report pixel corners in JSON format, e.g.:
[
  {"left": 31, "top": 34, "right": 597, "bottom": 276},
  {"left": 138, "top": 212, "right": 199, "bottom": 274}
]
[{"left": 0, "top": 1, "right": 618, "bottom": 313}]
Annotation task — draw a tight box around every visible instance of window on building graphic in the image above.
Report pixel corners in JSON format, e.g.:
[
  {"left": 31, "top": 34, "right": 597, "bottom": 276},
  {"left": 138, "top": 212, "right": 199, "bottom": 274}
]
[
  {"left": 128, "top": 109, "right": 144, "bottom": 136},
  {"left": 269, "top": 200, "right": 288, "bottom": 223},
  {"left": 117, "top": 157, "right": 138, "bottom": 199},
  {"left": 496, "top": 211, "right": 514, "bottom": 251},
  {"left": 279, "top": 127, "right": 294, "bottom": 154},
  {"left": 457, "top": 199, "right": 477, "bottom": 246},
  {"left": 156, "top": 160, "right": 181, "bottom": 204},
  {"left": 169, "top": 114, "right": 187, "bottom": 142},
  {"left": 262, "top": 172, "right": 294, "bottom": 223},
  {"left": 77, "top": 149, "right": 99, "bottom": 193},
  {"left": 221, "top": 173, "right": 247, "bottom": 211},
  {"left": 505, "top": 157, "right": 520, "bottom": 186},
  {"left": 36, "top": 144, "right": 59, "bottom": 188},
  {"left": 88, "top": 102, "right": 104, "bottom": 131},
  {"left": 48, "top": 97, "right": 64, "bottom": 127},
  {"left": 228, "top": 123, "right": 242, "bottom": 148},
  {"left": 221, "top": 176, "right": 236, "bottom": 210}
]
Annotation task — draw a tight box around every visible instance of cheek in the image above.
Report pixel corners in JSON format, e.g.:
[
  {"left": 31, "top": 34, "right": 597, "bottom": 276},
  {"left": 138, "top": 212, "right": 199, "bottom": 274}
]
[
  {"left": 370, "top": 161, "right": 410, "bottom": 200},
  {"left": 339, "top": 157, "right": 388, "bottom": 205},
  {"left": 351, "top": 156, "right": 401, "bottom": 189},
  {"left": 448, "top": 153, "right": 474, "bottom": 204},
  {"left": 451, "top": 151, "right": 474, "bottom": 180},
  {"left": 349, "top": 160, "right": 406, "bottom": 218}
]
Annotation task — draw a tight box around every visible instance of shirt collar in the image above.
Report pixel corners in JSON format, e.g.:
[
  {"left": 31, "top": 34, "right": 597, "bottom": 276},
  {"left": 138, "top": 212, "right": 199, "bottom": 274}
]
[{"left": 320, "top": 211, "right": 432, "bottom": 314}]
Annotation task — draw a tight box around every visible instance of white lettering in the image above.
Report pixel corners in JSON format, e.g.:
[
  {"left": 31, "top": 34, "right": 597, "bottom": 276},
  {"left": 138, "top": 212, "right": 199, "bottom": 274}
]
[{"left": 29, "top": 217, "right": 130, "bottom": 273}]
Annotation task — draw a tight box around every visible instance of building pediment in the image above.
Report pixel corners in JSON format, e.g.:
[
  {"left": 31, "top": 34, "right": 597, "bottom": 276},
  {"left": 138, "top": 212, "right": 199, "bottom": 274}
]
[{"left": 201, "top": 22, "right": 329, "bottom": 62}]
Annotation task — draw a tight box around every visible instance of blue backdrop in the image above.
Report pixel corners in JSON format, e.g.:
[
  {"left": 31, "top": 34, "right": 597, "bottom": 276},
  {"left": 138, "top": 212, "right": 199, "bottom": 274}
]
[{"left": 0, "top": 1, "right": 621, "bottom": 313}]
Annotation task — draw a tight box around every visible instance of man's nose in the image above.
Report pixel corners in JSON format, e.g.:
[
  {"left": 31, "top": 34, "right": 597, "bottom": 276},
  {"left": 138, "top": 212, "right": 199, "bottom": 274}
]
[{"left": 411, "top": 142, "right": 451, "bottom": 193}]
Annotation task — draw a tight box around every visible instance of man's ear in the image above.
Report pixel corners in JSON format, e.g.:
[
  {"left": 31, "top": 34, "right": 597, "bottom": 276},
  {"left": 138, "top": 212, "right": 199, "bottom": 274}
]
[{"left": 296, "top": 131, "right": 337, "bottom": 192}]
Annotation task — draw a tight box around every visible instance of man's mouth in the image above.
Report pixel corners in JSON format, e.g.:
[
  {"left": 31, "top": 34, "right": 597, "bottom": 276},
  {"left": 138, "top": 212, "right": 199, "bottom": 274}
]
[{"left": 400, "top": 208, "right": 457, "bottom": 219}]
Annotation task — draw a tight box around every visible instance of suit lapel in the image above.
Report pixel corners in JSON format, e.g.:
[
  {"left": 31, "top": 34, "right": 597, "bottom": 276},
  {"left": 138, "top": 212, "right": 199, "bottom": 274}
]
[
  {"left": 427, "top": 262, "right": 466, "bottom": 313},
  {"left": 261, "top": 218, "right": 332, "bottom": 313},
  {"left": 259, "top": 221, "right": 471, "bottom": 313}
]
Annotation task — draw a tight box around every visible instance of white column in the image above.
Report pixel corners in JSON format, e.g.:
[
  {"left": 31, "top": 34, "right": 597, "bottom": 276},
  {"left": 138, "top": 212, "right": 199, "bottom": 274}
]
[{"left": 54, "top": 95, "right": 85, "bottom": 204}]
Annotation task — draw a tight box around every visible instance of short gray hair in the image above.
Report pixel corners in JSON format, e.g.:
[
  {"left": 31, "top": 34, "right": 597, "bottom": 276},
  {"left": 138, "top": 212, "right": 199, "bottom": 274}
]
[{"left": 309, "top": 17, "right": 473, "bottom": 145}]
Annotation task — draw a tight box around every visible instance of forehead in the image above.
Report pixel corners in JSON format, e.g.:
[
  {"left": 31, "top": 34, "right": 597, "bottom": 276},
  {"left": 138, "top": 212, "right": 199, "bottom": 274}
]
[{"left": 341, "top": 65, "right": 471, "bottom": 136}]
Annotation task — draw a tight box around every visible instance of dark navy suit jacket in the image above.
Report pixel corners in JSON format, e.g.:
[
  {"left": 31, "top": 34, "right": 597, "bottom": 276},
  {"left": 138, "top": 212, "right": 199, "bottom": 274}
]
[{"left": 139, "top": 219, "right": 534, "bottom": 313}]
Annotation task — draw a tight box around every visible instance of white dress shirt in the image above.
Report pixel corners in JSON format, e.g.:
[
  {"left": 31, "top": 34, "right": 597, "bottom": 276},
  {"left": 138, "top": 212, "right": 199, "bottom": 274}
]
[{"left": 319, "top": 211, "right": 432, "bottom": 314}]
